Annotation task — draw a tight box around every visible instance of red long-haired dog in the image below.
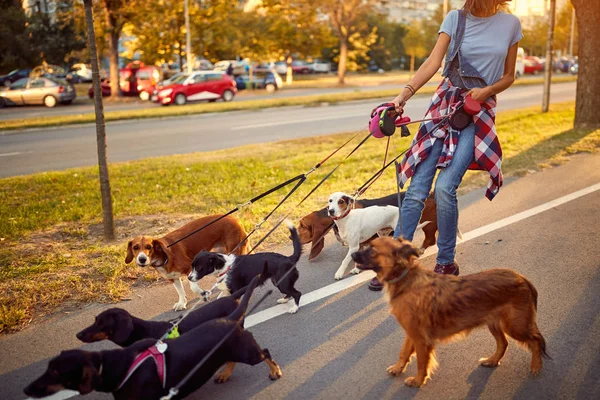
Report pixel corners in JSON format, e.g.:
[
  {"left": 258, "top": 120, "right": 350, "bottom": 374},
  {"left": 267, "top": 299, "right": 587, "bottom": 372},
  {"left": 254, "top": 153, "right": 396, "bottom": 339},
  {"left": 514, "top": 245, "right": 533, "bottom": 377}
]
[{"left": 352, "top": 237, "right": 549, "bottom": 388}]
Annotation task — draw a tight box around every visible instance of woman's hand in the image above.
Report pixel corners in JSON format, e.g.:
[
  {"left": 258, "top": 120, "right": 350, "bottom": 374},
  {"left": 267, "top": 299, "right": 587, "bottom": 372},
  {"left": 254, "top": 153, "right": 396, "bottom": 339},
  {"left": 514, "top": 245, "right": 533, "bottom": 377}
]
[
  {"left": 392, "top": 92, "right": 409, "bottom": 115},
  {"left": 468, "top": 87, "right": 494, "bottom": 101}
]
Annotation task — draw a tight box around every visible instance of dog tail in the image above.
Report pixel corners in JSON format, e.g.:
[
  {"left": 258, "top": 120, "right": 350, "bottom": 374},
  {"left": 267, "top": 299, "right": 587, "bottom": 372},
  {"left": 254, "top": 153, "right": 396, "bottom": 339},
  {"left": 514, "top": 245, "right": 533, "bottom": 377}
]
[
  {"left": 227, "top": 263, "right": 266, "bottom": 322},
  {"left": 286, "top": 219, "right": 302, "bottom": 264},
  {"left": 523, "top": 276, "right": 539, "bottom": 310},
  {"left": 229, "top": 286, "right": 248, "bottom": 300}
]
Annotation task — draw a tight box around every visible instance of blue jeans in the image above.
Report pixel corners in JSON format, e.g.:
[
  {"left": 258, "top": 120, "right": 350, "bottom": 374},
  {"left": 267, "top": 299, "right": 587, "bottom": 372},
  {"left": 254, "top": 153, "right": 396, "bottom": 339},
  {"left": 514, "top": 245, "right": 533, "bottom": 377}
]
[{"left": 394, "top": 124, "right": 475, "bottom": 265}]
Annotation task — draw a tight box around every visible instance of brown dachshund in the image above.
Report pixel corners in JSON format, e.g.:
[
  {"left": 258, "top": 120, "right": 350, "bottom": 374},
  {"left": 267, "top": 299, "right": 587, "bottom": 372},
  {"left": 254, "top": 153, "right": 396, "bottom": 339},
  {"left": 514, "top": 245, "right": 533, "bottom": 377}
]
[
  {"left": 125, "top": 214, "right": 248, "bottom": 311},
  {"left": 352, "top": 237, "right": 549, "bottom": 387},
  {"left": 298, "top": 193, "right": 437, "bottom": 260}
]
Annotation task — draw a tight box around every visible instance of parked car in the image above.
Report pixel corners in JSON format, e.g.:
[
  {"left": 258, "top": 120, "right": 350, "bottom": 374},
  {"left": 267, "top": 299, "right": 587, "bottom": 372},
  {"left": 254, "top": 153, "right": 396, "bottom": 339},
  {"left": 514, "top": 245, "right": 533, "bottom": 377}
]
[
  {"left": 0, "top": 77, "right": 76, "bottom": 108},
  {"left": 253, "top": 62, "right": 274, "bottom": 74},
  {"left": 0, "top": 69, "right": 32, "bottom": 87},
  {"left": 291, "top": 60, "right": 311, "bottom": 74},
  {"left": 88, "top": 78, "right": 111, "bottom": 98},
  {"left": 524, "top": 56, "right": 544, "bottom": 74},
  {"left": 214, "top": 60, "right": 247, "bottom": 76},
  {"left": 570, "top": 62, "right": 578, "bottom": 75},
  {"left": 31, "top": 64, "right": 72, "bottom": 81},
  {"left": 89, "top": 62, "right": 163, "bottom": 100},
  {"left": 70, "top": 63, "right": 93, "bottom": 82},
  {"left": 235, "top": 70, "right": 283, "bottom": 92},
  {"left": 515, "top": 47, "right": 525, "bottom": 78},
  {"left": 273, "top": 61, "right": 288, "bottom": 75},
  {"left": 554, "top": 57, "right": 575, "bottom": 73},
  {"left": 308, "top": 59, "right": 331, "bottom": 74},
  {"left": 151, "top": 71, "right": 236, "bottom": 105}
]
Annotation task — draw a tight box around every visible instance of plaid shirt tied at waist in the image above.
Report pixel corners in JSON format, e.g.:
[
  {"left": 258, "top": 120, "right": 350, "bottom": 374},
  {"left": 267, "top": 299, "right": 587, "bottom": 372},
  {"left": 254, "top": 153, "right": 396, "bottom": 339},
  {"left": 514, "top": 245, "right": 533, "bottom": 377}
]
[{"left": 398, "top": 78, "right": 503, "bottom": 201}]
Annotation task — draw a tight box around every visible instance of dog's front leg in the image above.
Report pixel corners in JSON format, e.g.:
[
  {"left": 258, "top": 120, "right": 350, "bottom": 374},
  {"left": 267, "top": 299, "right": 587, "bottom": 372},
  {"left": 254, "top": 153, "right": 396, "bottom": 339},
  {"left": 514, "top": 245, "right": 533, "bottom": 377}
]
[
  {"left": 404, "top": 339, "right": 435, "bottom": 388},
  {"left": 172, "top": 278, "right": 187, "bottom": 311},
  {"left": 387, "top": 337, "right": 414, "bottom": 376},
  {"left": 334, "top": 245, "right": 359, "bottom": 280},
  {"left": 214, "top": 362, "right": 236, "bottom": 383}
]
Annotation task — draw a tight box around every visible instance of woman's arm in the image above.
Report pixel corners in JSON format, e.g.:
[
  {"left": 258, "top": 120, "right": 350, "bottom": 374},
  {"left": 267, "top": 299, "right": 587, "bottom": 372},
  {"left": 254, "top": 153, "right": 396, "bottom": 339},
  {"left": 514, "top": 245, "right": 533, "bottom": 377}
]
[
  {"left": 469, "top": 42, "right": 520, "bottom": 101},
  {"left": 392, "top": 33, "right": 451, "bottom": 113}
]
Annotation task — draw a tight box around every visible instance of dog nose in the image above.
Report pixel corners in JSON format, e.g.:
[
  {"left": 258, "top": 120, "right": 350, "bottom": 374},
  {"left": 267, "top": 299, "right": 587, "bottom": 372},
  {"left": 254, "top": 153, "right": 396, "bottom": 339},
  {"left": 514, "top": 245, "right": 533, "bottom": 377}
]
[
  {"left": 139, "top": 255, "right": 147, "bottom": 262},
  {"left": 328, "top": 208, "right": 334, "bottom": 215}
]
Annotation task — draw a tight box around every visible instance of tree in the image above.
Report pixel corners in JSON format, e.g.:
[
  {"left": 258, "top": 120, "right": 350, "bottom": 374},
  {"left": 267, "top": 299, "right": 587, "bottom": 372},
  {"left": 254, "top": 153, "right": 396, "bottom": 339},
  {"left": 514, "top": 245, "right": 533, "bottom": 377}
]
[
  {"left": 403, "top": 20, "right": 428, "bottom": 74},
  {"left": 366, "top": 15, "right": 407, "bottom": 71},
  {"left": 322, "top": 0, "right": 383, "bottom": 84},
  {"left": 99, "top": 0, "right": 138, "bottom": 97},
  {"left": 0, "top": 0, "right": 39, "bottom": 73},
  {"left": 571, "top": 0, "right": 600, "bottom": 129},
  {"left": 83, "top": 0, "right": 116, "bottom": 240},
  {"left": 554, "top": 2, "right": 578, "bottom": 56}
]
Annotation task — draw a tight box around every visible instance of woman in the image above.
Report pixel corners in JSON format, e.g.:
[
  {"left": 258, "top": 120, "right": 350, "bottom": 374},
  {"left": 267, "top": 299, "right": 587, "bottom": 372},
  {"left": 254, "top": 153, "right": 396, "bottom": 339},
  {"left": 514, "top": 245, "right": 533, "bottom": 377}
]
[{"left": 369, "top": 0, "right": 522, "bottom": 291}]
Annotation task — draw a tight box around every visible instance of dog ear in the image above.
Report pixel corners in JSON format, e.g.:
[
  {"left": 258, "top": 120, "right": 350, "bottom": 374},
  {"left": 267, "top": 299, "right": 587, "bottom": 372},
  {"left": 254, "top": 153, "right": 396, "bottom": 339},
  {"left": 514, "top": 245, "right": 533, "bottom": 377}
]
[
  {"left": 110, "top": 313, "right": 134, "bottom": 345},
  {"left": 393, "top": 243, "right": 420, "bottom": 263},
  {"left": 152, "top": 239, "right": 168, "bottom": 262},
  {"left": 124, "top": 241, "right": 134, "bottom": 264},
  {"left": 78, "top": 365, "right": 99, "bottom": 395},
  {"left": 309, "top": 222, "right": 332, "bottom": 260}
]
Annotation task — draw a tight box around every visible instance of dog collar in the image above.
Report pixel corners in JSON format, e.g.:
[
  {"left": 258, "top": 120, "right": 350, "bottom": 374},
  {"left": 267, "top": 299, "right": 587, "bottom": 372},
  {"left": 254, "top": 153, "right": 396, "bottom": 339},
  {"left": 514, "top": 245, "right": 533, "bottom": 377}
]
[
  {"left": 385, "top": 269, "right": 409, "bottom": 284},
  {"left": 217, "top": 265, "right": 231, "bottom": 278},
  {"left": 331, "top": 202, "right": 354, "bottom": 221}
]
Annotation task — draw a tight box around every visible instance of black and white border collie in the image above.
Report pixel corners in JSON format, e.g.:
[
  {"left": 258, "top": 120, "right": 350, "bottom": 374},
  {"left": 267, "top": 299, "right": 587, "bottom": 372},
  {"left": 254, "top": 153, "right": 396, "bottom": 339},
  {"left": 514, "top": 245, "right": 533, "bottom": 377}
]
[{"left": 189, "top": 220, "right": 302, "bottom": 313}]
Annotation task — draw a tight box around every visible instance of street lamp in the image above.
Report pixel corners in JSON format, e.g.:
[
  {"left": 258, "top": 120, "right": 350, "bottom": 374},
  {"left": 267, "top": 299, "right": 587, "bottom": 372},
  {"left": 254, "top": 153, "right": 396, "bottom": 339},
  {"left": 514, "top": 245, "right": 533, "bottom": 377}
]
[{"left": 185, "top": 0, "right": 193, "bottom": 73}]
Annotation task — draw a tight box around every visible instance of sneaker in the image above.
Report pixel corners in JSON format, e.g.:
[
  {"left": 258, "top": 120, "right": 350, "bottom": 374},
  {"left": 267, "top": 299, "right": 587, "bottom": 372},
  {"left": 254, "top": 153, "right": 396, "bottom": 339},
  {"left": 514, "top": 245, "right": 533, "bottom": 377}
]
[
  {"left": 434, "top": 261, "right": 460, "bottom": 276},
  {"left": 368, "top": 277, "right": 383, "bottom": 291}
]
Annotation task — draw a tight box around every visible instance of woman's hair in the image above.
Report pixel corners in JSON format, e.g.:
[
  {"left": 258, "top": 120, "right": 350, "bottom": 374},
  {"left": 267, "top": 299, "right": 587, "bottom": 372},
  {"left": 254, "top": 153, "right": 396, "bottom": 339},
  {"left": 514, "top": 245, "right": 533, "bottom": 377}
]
[{"left": 463, "top": 0, "right": 511, "bottom": 16}]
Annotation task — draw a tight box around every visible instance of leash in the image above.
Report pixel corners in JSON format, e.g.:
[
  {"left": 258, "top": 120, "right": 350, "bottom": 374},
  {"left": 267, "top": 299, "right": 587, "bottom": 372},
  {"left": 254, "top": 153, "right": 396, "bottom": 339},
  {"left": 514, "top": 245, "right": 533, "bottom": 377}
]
[{"left": 168, "top": 132, "right": 364, "bottom": 248}]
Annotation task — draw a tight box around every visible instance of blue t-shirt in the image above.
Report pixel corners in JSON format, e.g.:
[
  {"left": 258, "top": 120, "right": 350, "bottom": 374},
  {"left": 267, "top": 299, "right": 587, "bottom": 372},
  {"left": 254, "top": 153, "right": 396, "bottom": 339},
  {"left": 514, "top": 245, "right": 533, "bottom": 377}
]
[{"left": 439, "top": 10, "right": 523, "bottom": 85}]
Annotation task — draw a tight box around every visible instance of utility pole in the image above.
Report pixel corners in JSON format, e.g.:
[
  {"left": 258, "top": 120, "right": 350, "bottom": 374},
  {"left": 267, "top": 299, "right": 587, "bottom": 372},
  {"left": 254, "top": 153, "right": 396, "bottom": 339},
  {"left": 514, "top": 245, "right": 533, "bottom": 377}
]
[
  {"left": 542, "top": 0, "right": 556, "bottom": 113},
  {"left": 184, "top": 0, "right": 193, "bottom": 73},
  {"left": 569, "top": 6, "right": 575, "bottom": 56}
]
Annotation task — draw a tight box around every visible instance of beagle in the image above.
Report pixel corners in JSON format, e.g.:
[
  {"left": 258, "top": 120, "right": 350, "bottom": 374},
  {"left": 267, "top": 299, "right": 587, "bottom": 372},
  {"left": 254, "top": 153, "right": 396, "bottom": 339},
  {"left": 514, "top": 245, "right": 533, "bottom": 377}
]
[
  {"left": 125, "top": 214, "right": 248, "bottom": 311},
  {"left": 298, "top": 193, "right": 438, "bottom": 261},
  {"left": 328, "top": 192, "right": 401, "bottom": 280}
]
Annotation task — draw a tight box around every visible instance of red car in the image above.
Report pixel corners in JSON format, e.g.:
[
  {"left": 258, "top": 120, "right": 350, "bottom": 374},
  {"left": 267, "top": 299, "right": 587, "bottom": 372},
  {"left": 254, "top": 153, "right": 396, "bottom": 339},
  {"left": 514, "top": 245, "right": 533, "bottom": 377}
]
[
  {"left": 291, "top": 60, "right": 311, "bottom": 74},
  {"left": 88, "top": 62, "right": 163, "bottom": 100},
  {"left": 524, "top": 56, "right": 544, "bottom": 75},
  {"left": 151, "top": 71, "right": 236, "bottom": 106},
  {"left": 88, "top": 78, "right": 111, "bottom": 98}
]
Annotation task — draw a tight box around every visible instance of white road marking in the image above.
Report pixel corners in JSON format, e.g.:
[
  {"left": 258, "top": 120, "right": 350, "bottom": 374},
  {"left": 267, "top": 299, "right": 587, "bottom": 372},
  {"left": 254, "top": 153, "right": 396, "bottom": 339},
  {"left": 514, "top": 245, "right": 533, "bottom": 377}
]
[
  {"left": 0, "top": 151, "right": 31, "bottom": 157},
  {"left": 230, "top": 112, "right": 365, "bottom": 131},
  {"left": 24, "top": 181, "right": 600, "bottom": 400},
  {"left": 245, "top": 181, "right": 600, "bottom": 328}
]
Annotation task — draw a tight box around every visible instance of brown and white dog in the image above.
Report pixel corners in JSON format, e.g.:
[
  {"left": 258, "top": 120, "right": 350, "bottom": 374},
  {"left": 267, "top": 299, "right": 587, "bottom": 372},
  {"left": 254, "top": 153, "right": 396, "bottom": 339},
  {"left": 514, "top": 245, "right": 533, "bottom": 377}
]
[
  {"left": 298, "top": 193, "right": 438, "bottom": 260},
  {"left": 352, "top": 237, "right": 549, "bottom": 387},
  {"left": 125, "top": 214, "right": 248, "bottom": 311}
]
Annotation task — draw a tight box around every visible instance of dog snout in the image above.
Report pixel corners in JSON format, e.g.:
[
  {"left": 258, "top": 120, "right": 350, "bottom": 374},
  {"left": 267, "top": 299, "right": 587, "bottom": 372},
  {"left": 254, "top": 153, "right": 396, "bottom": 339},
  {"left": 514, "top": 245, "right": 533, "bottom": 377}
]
[
  {"left": 188, "top": 271, "right": 197, "bottom": 282},
  {"left": 76, "top": 330, "right": 84, "bottom": 340},
  {"left": 328, "top": 208, "right": 335, "bottom": 216},
  {"left": 351, "top": 249, "right": 369, "bottom": 266},
  {"left": 138, "top": 255, "right": 147, "bottom": 264}
]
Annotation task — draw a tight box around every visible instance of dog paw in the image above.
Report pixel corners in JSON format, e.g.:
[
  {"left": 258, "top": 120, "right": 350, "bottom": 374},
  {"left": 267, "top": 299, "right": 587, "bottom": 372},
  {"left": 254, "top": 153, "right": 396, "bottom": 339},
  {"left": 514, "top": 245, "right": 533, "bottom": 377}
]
[
  {"left": 334, "top": 272, "right": 344, "bottom": 280},
  {"left": 404, "top": 376, "right": 424, "bottom": 388},
  {"left": 277, "top": 297, "right": 290, "bottom": 304},
  {"left": 386, "top": 364, "right": 406, "bottom": 376},
  {"left": 288, "top": 304, "right": 299, "bottom": 314},
  {"left": 530, "top": 362, "right": 542, "bottom": 376},
  {"left": 202, "top": 291, "right": 212, "bottom": 302},
  {"left": 173, "top": 301, "right": 187, "bottom": 311},
  {"left": 214, "top": 373, "right": 230, "bottom": 384},
  {"left": 479, "top": 357, "right": 500, "bottom": 368},
  {"left": 269, "top": 367, "right": 283, "bottom": 380},
  {"left": 350, "top": 267, "right": 361, "bottom": 275}
]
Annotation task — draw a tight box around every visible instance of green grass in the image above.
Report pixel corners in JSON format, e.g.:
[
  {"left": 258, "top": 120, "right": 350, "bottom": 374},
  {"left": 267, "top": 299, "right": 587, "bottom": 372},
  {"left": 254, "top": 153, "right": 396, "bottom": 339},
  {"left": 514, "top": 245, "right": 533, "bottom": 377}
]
[
  {"left": 1, "top": 101, "right": 598, "bottom": 333},
  {"left": 0, "top": 76, "right": 577, "bottom": 132}
]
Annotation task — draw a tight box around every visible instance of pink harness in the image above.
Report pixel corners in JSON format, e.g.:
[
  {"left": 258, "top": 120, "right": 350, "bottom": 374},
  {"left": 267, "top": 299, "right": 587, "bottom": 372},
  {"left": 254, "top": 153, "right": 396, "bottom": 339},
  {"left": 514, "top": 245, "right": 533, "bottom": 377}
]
[{"left": 116, "top": 344, "right": 167, "bottom": 390}]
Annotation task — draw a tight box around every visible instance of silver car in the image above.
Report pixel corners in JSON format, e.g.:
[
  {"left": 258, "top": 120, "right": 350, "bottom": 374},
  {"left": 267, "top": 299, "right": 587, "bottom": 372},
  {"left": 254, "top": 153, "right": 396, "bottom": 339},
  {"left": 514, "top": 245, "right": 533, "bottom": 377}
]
[{"left": 0, "top": 77, "right": 76, "bottom": 108}]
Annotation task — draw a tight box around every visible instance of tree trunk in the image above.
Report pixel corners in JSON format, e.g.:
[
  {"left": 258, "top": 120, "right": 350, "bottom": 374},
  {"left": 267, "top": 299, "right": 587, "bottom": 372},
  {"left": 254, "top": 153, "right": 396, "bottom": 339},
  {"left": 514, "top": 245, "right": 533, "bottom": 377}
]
[
  {"left": 571, "top": 0, "right": 600, "bottom": 129},
  {"left": 410, "top": 54, "right": 415, "bottom": 75},
  {"left": 542, "top": 0, "right": 556, "bottom": 113},
  {"left": 337, "top": 37, "right": 348, "bottom": 85},
  {"left": 106, "top": 12, "right": 121, "bottom": 98},
  {"left": 84, "top": 0, "right": 115, "bottom": 241}
]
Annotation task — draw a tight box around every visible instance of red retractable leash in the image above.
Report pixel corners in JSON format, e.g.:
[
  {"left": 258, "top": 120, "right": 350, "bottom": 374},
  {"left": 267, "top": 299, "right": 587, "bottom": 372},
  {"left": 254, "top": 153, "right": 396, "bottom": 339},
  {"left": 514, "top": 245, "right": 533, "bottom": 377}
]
[{"left": 369, "top": 94, "right": 483, "bottom": 139}]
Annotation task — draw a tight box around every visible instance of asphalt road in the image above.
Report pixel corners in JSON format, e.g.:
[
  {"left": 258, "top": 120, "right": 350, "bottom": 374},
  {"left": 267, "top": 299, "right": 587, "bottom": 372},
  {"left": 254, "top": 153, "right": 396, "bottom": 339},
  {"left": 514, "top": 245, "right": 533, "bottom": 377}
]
[
  {"left": 0, "top": 82, "right": 576, "bottom": 178},
  {"left": 1, "top": 152, "right": 599, "bottom": 400}
]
